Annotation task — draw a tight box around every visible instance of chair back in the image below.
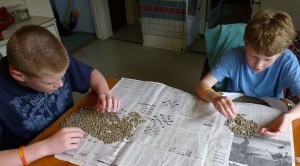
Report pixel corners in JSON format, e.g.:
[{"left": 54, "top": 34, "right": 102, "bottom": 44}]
[
  {"left": 204, "top": 23, "right": 246, "bottom": 91},
  {"left": 205, "top": 23, "right": 246, "bottom": 68}
]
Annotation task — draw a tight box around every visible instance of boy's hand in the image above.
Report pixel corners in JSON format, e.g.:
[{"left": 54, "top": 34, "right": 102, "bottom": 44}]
[
  {"left": 95, "top": 92, "right": 121, "bottom": 112},
  {"left": 260, "top": 113, "right": 292, "bottom": 136},
  {"left": 212, "top": 95, "right": 236, "bottom": 119},
  {"left": 43, "top": 127, "right": 84, "bottom": 155}
]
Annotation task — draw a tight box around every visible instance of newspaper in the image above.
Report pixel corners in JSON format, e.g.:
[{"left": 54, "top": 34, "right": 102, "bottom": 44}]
[{"left": 55, "top": 78, "right": 295, "bottom": 166}]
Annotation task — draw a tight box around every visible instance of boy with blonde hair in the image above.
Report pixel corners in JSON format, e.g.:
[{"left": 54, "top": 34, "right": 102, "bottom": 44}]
[
  {"left": 0, "top": 25, "right": 120, "bottom": 165},
  {"left": 196, "top": 9, "right": 300, "bottom": 136}
]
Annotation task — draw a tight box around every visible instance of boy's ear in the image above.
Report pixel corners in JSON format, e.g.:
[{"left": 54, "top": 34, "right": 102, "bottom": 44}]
[{"left": 10, "top": 69, "right": 25, "bottom": 82}]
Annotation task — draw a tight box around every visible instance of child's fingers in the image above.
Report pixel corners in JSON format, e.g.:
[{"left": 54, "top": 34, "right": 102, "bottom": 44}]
[
  {"left": 260, "top": 128, "right": 281, "bottom": 136},
  {"left": 106, "top": 96, "right": 112, "bottom": 112},
  {"left": 96, "top": 94, "right": 107, "bottom": 112},
  {"left": 225, "top": 109, "right": 236, "bottom": 119},
  {"left": 220, "top": 102, "right": 235, "bottom": 119},
  {"left": 260, "top": 128, "right": 267, "bottom": 133},
  {"left": 112, "top": 97, "right": 120, "bottom": 112},
  {"left": 69, "top": 137, "right": 82, "bottom": 144},
  {"left": 216, "top": 104, "right": 230, "bottom": 118},
  {"left": 227, "top": 101, "right": 236, "bottom": 118},
  {"left": 223, "top": 98, "right": 236, "bottom": 119},
  {"left": 220, "top": 109, "right": 229, "bottom": 118}
]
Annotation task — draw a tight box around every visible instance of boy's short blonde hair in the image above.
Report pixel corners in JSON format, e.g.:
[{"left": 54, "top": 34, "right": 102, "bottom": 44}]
[
  {"left": 244, "top": 9, "right": 296, "bottom": 57},
  {"left": 7, "top": 25, "right": 69, "bottom": 78}
]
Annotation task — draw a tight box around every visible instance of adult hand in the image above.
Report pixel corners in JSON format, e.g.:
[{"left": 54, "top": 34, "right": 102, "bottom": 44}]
[
  {"left": 43, "top": 127, "right": 84, "bottom": 155},
  {"left": 260, "top": 113, "right": 292, "bottom": 136},
  {"left": 212, "top": 95, "right": 236, "bottom": 119},
  {"left": 95, "top": 92, "right": 121, "bottom": 112}
]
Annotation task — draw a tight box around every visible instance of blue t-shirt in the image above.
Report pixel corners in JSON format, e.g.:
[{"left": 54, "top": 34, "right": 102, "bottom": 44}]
[
  {"left": 0, "top": 53, "right": 93, "bottom": 149},
  {"left": 210, "top": 46, "right": 300, "bottom": 98}
]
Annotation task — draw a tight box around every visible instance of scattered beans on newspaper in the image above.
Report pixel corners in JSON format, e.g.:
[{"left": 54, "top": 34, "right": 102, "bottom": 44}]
[
  {"left": 60, "top": 106, "right": 145, "bottom": 144},
  {"left": 224, "top": 113, "right": 258, "bottom": 137}
]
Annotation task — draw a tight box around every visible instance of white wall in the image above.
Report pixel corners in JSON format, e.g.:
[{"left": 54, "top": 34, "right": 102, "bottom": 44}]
[
  {"left": 252, "top": 0, "right": 300, "bottom": 31},
  {"left": 54, "top": 0, "right": 95, "bottom": 33}
]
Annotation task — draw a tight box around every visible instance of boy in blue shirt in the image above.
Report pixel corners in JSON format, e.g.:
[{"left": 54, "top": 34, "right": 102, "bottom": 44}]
[
  {"left": 0, "top": 25, "right": 120, "bottom": 165},
  {"left": 196, "top": 9, "right": 300, "bottom": 137}
]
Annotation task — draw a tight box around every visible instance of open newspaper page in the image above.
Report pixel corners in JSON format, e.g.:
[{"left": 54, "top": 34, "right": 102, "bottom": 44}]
[
  {"left": 55, "top": 78, "right": 295, "bottom": 166},
  {"left": 204, "top": 103, "right": 294, "bottom": 166}
]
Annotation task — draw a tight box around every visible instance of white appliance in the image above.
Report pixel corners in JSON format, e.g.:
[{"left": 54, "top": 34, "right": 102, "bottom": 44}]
[
  {"left": 196, "top": 0, "right": 224, "bottom": 35},
  {"left": 252, "top": 0, "right": 300, "bottom": 31}
]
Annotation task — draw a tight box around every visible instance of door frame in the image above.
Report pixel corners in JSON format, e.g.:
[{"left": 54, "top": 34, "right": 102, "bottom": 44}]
[
  {"left": 90, "top": 0, "right": 113, "bottom": 39},
  {"left": 90, "top": 0, "right": 140, "bottom": 40}
]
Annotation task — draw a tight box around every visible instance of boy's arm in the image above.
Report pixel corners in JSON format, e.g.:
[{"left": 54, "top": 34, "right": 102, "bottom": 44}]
[
  {"left": 195, "top": 73, "right": 236, "bottom": 119},
  {"left": 89, "top": 69, "right": 120, "bottom": 112},
  {"left": 260, "top": 97, "right": 300, "bottom": 136},
  {"left": 0, "top": 143, "right": 44, "bottom": 165},
  {"left": 89, "top": 69, "right": 111, "bottom": 95},
  {"left": 195, "top": 74, "right": 219, "bottom": 103},
  {"left": 0, "top": 127, "right": 84, "bottom": 165}
]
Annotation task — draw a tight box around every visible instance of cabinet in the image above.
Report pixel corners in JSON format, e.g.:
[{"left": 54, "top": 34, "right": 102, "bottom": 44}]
[
  {"left": 0, "top": 0, "right": 54, "bottom": 18},
  {"left": 24, "top": 0, "right": 54, "bottom": 17},
  {"left": 0, "top": 16, "right": 60, "bottom": 57}
]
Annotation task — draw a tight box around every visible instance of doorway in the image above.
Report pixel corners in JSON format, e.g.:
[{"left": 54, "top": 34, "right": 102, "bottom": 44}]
[
  {"left": 108, "top": 0, "right": 143, "bottom": 44},
  {"left": 55, "top": 0, "right": 143, "bottom": 46},
  {"left": 50, "top": 0, "right": 97, "bottom": 53},
  {"left": 108, "top": 0, "right": 127, "bottom": 32}
]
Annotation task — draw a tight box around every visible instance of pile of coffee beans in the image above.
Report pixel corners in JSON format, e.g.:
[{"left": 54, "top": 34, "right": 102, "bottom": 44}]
[{"left": 61, "top": 106, "right": 145, "bottom": 144}]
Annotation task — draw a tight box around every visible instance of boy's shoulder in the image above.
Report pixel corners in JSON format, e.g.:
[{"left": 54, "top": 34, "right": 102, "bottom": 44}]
[
  {"left": 225, "top": 46, "right": 245, "bottom": 55},
  {"left": 222, "top": 46, "right": 246, "bottom": 60},
  {"left": 274, "top": 49, "right": 299, "bottom": 73},
  {"left": 280, "top": 48, "right": 298, "bottom": 62}
]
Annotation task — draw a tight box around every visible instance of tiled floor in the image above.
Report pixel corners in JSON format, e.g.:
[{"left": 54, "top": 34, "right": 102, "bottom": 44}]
[
  {"left": 71, "top": 39, "right": 206, "bottom": 103},
  {"left": 63, "top": 0, "right": 251, "bottom": 102},
  {"left": 61, "top": 32, "right": 97, "bottom": 53},
  {"left": 109, "top": 23, "right": 143, "bottom": 44}
]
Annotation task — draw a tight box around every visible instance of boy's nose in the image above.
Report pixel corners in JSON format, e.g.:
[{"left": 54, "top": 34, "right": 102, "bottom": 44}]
[
  {"left": 53, "top": 79, "right": 64, "bottom": 88},
  {"left": 254, "top": 59, "right": 263, "bottom": 67}
]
